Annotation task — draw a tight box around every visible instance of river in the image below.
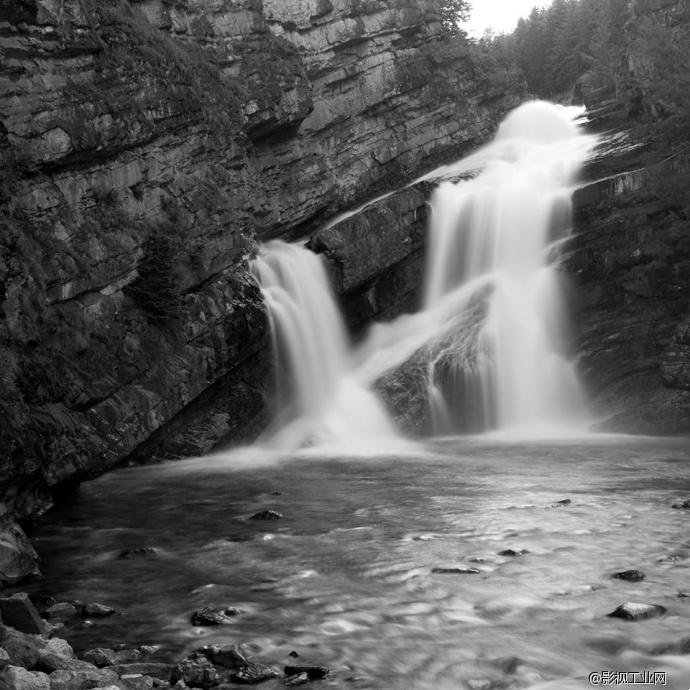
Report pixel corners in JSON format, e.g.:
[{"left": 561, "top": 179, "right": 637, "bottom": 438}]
[{"left": 26, "top": 434, "right": 690, "bottom": 689}]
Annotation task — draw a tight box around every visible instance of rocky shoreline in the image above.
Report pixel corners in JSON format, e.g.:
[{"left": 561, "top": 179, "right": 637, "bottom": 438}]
[{"left": 0, "top": 591, "right": 333, "bottom": 689}]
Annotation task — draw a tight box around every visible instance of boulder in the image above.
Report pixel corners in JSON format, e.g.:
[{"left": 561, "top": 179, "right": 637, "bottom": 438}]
[
  {"left": 0, "top": 665, "right": 50, "bottom": 690},
  {"left": 81, "top": 649, "right": 118, "bottom": 668},
  {"left": 0, "top": 593, "right": 47, "bottom": 634},
  {"left": 36, "top": 637, "right": 81, "bottom": 672},
  {"left": 170, "top": 658, "right": 217, "bottom": 689},
  {"left": 0, "top": 623, "right": 46, "bottom": 669},
  {"left": 0, "top": 519, "right": 42, "bottom": 586}
]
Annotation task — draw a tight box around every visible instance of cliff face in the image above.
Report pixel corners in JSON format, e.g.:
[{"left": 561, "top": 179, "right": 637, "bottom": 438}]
[
  {"left": 0, "top": 0, "right": 522, "bottom": 574},
  {"left": 559, "top": 0, "right": 690, "bottom": 434},
  {"left": 564, "top": 150, "right": 690, "bottom": 434}
]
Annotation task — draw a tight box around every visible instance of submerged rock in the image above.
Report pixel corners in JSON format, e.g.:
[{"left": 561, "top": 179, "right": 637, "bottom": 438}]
[
  {"left": 43, "top": 602, "right": 79, "bottom": 620},
  {"left": 118, "top": 548, "right": 159, "bottom": 559},
  {"left": 672, "top": 499, "right": 690, "bottom": 509},
  {"left": 249, "top": 510, "right": 283, "bottom": 521},
  {"left": 498, "top": 549, "right": 528, "bottom": 557},
  {"left": 612, "top": 569, "right": 645, "bottom": 582},
  {"left": 284, "top": 663, "right": 330, "bottom": 680},
  {"left": 285, "top": 671, "right": 310, "bottom": 686},
  {"left": 232, "top": 662, "right": 279, "bottom": 684},
  {"left": 607, "top": 602, "right": 667, "bottom": 621},
  {"left": 83, "top": 602, "right": 116, "bottom": 618},
  {"left": 432, "top": 567, "right": 481, "bottom": 575},
  {"left": 191, "top": 606, "right": 241, "bottom": 626},
  {"left": 551, "top": 498, "right": 571, "bottom": 507}
]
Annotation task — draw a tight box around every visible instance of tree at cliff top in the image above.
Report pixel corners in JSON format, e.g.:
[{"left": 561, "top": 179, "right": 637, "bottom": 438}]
[
  {"left": 481, "top": 0, "right": 629, "bottom": 98},
  {"left": 480, "top": 0, "right": 690, "bottom": 138},
  {"left": 440, "top": 0, "right": 472, "bottom": 35},
  {"left": 628, "top": 4, "right": 690, "bottom": 140}
]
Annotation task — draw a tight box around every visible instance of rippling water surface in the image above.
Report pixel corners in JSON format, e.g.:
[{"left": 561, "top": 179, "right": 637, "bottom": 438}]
[{"left": 27, "top": 435, "right": 690, "bottom": 689}]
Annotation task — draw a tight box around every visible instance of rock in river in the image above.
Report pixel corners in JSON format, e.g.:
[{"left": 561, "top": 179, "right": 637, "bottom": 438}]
[
  {"left": 607, "top": 603, "right": 667, "bottom": 621},
  {"left": 249, "top": 510, "right": 283, "bottom": 521},
  {"left": 191, "top": 606, "right": 241, "bottom": 626},
  {"left": 612, "top": 570, "right": 645, "bottom": 582}
]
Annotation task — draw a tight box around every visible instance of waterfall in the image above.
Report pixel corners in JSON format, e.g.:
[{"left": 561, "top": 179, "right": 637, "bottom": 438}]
[
  {"left": 252, "top": 101, "right": 595, "bottom": 445},
  {"left": 250, "top": 240, "right": 397, "bottom": 450},
  {"left": 420, "top": 101, "right": 593, "bottom": 432}
]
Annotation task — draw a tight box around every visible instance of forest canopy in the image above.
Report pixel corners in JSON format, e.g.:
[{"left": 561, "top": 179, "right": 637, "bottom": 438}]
[{"left": 447, "top": 0, "right": 690, "bottom": 140}]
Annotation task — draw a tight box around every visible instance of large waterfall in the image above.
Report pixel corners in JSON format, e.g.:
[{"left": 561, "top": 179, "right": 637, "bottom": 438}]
[
  {"left": 251, "top": 101, "right": 595, "bottom": 447},
  {"left": 418, "top": 101, "right": 593, "bottom": 433}
]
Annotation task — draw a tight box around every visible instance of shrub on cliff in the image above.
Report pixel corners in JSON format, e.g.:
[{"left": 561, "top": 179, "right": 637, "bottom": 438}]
[{"left": 126, "top": 223, "right": 187, "bottom": 324}]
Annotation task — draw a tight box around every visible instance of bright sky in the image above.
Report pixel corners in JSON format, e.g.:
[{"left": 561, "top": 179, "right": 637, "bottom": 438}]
[{"left": 464, "top": 0, "right": 553, "bottom": 37}]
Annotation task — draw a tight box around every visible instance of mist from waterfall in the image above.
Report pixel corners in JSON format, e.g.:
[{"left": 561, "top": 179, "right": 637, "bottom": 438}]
[{"left": 251, "top": 101, "right": 596, "bottom": 448}]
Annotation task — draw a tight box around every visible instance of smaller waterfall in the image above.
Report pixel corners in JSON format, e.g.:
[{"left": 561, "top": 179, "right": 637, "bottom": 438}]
[{"left": 250, "top": 240, "right": 397, "bottom": 450}]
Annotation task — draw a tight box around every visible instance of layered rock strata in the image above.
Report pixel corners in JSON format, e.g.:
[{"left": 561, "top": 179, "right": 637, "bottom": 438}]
[
  {"left": 564, "top": 151, "right": 690, "bottom": 433},
  {"left": 0, "top": 0, "right": 523, "bottom": 576}
]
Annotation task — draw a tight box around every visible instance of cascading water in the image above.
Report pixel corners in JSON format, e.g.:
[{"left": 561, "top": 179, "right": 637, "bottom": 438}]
[
  {"left": 252, "top": 101, "right": 596, "bottom": 444},
  {"left": 250, "top": 240, "right": 397, "bottom": 450},
  {"left": 419, "top": 101, "right": 594, "bottom": 433}
]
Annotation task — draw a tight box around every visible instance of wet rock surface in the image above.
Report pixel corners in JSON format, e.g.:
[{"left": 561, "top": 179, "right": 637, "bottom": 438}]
[
  {"left": 607, "top": 602, "right": 667, "bottom": 621},
  {"left": 191, "top": 607, "right": 241, "bottom": 626},
  {"left": 249, "top": 510, "right": 284, "bottom": 521},
  {"left": 612, "top": 569, "right": 645, "bottom": 582}
]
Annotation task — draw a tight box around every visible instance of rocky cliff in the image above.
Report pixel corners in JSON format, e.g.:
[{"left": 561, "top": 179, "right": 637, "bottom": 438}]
[
  {"left": 560, "top": 0, "right": 690, "bottom": 434},
  {"left": 0, "top": 0, "right": 522, "bottom": 580},
  {"left": 563, "top": 142, "right": 690, "bottom": 434}
]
